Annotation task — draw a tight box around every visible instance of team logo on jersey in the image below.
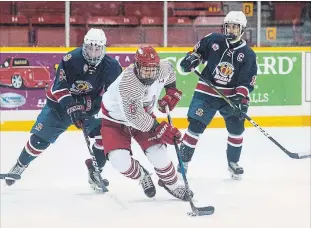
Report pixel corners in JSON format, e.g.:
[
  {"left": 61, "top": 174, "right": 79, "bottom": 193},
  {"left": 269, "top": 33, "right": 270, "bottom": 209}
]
[
  {"left": 63, "top": 54, "right": 72, "bottom": 62},
  {"left": 237, "top": 53, "right": 245, "bottom": 62},
  {"left": 70, "top": 80, "right": 93, "bottom": 94},
  {"left": 214, "top": 62, "right": 235, "bottom": 85},
  {"left": 83, "top": 64, "right": 88, "bottom": 73},
  {"left": 212, "top": 43, "right": 219, "bottom": 51},
  {"left": 59, "top": 69, "right": 66, "bottom": 81}
]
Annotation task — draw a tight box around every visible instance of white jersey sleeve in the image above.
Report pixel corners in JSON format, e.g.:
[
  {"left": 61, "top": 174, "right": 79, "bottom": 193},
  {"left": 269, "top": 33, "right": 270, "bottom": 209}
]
[
  {"left": 118, "top": 68, "right": 155, "bottom": 132},
  {"left": 161, "top": 60, "right": 176, "bottom": 86}
]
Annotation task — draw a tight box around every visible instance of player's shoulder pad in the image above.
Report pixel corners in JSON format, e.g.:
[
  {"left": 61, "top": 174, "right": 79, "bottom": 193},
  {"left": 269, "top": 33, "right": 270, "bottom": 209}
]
[
  {"left": 243, "top": 46, "right": 257, "bottom": 61},
  {"left": 102, "top": 54, "right": 122, "bottom": 70},
  {"left": 160, "top": 59, "right": 173, "bottom": 68},
  {"left": 62, "top": 47, "right": 84, "bottom": 63},
  {"left": 202, "top": 33, "right": 225, "bottom": 42},
  {"left": 102, "top": 55, "right": 123, "bottom": 78}
]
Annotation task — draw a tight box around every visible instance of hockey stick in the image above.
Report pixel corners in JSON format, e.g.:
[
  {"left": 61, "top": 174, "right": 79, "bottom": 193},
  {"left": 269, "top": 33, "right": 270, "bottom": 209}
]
[
  {"left": 165, "top": 106, "right": 215, "bottom": 216},
  {"left": 193, "top": 69, "right": 311, "bottom": 159},
  {"left": 81, "top": 124, "right": 109, "bottom": 193},
  {"left": 81, "top": 124, "right": 128, "bottom": 209},
  {"left": 0, "top": 173, "right": 21, "bottom": 180}
]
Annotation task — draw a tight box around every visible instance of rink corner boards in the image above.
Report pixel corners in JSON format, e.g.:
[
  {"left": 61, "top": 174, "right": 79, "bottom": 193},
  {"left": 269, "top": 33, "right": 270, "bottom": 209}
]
[{"left": 1, "top": 116, "right": 310, "bottom": 131}]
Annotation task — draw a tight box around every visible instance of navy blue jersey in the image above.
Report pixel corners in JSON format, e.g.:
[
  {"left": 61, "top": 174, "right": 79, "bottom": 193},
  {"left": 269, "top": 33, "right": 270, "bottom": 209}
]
[
  {"left": 194, "top": 33, "right": 257, "bottom": 98},
  {"left": 46, "top": 47, "right": 122, "bottom": 111}
]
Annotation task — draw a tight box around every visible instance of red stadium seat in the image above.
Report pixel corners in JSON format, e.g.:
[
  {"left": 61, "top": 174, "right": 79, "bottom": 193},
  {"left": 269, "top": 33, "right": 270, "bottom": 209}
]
[
  {"left": 36, "top": 27, "right": 66, "bottom": 46},
  {"left": 140, "top": 17, "right": 193, "bottom": 26},
  {"left": 167, "top": 27, "right": 195, "bottom": 46},
  {"left": 143, "top": 27, "right": 163, "bottom": 46},
  {"left": 0, "top": 26, "right": 29, "bottom": 46},
  {"left": 70, "top": 27, "right": 87, "bottom": 46},
  {"left": 87, "top": 16, "right": 139, "bottom": 26},
  {"left": 71, "top": 2, "right": 122, "bottom": 17},
  {"left": 195, "top": 27, "right": 222, "bottom": 41},
  {"left": 124, "top": 2, "right": 167, "bottom": 18},
  {"left": 0, "top": 1, "right": 13, "bottom": 15},
  {"left": 29, "top": 15, "right": 85, "bottom": 25},
  {"left": 168, "top": 17, "right": 193, "bottom": 26},
  {"left": 143, "top": 26, "right": 195, "bottom": 46},
  {"left": 141, "top": 17, "right": 163, "bottom": 26},
  {"left": 171, "top": 2, "right": 224, "bottom": 17},
  {"left": 30, "top": 15, "right": 65, "bottom": 25},
  {"left": 0, "top": 15, "right": 28, "bottom": 24},
  {"left": 194, "top": 16, "right": 225, "bottom": 26},
  {"left": 69, "top": 16, "right": 86, "bottom": 25},
  {"left": 274, "top": 3, "right": 306, "bottom": 24},
  {"left": 101, "top": 27, "right": 143, "bottom": 46},
  {"left": 16, "top": 1, "right": 65, "bottom": 16}
]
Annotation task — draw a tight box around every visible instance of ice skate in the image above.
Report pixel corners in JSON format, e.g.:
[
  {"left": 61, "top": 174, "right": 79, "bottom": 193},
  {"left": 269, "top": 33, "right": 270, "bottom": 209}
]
[
  {"left": 5, "top": 160, "right": 27, "bottom": 186},
  {"left": 158, "top": 179, "right": 193, "bottom": 201},
  {"left": 85, "top": 159, "right": 109, "bottom": 191},
  {"left": 228, "top": 161, "right": 244, "bottom": 180},
  {"left": 139, "top": 165, "right": 156, "bottom": 198}
]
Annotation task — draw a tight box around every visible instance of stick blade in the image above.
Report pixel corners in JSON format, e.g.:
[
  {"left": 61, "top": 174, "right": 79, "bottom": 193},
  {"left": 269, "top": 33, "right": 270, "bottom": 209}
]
[
  {"left": 187, "top": 206, "right": 215, "bottom": 216},
  {"left": 288, "top": 151, "right": 311, "bottom": 159},
  {"left": 299, "top": 153, "right": 311, "bottom": 159},
  {"left": 0, "top": 173, "right": 21, "bottom": 180}
]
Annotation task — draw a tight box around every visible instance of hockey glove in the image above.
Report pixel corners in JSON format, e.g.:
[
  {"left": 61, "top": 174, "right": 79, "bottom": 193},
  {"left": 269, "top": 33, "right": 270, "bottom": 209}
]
[
  {"left": 66, "top": 102, "right": 87, "bottom": 129},
  {"left": 230, "top": 95, "right": 249, "bottom": 120},
  {"left": 180, "top": 51, "right": 201, "bottom": 72},
  {"left": 158, "top": 87, "right": 182, "bottom": 113},
  {"left": 154, "top": 121, "right": 182, "bottom": 145}
]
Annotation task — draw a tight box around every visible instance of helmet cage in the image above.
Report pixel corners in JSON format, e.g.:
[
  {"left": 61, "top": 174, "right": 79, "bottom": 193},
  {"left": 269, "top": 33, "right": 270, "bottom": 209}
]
[
  {"left": 135, "top": 62, "right": 160, "bottom": 86},
  {"left": 224, "top": 23, "right": 245, "bottom": 43},
  {"left": 82, "top": 43, "right": 106, "bottom": 66}
]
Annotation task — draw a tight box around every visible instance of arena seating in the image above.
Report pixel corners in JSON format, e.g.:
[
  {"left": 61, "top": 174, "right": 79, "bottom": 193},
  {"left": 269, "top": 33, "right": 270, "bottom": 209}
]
[{"left": 0, "top": 1, "right": 307, "bottom": 47}]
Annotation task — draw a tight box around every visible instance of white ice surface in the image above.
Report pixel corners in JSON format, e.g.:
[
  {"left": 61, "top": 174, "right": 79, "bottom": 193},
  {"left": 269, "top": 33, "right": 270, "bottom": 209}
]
[{"left": 0, "top": 127, "right": 310, "bottom": 228}]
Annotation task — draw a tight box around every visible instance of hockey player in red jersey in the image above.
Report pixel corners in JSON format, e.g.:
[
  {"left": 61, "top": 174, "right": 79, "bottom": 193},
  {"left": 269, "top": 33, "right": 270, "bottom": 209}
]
[{"left": 97, "top": 46, "right": 193, "bottom": 201}]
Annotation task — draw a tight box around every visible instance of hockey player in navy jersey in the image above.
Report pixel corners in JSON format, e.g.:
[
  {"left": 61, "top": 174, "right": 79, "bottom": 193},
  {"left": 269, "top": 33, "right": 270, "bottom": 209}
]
[
  {"left": 178, "top": 11, "right": 258, "bottom": 179},
  {"left": 5, "top": 28, "right": 122, "bottom": 189}
]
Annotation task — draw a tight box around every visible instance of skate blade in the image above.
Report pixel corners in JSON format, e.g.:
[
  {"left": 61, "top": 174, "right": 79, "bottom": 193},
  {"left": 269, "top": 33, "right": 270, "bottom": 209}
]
[
  {"left": 89, "top": 182, "right": 109, "bottom": 193},
  {"left": 230, "top": 172, "right": 242, "bottom": 180}
]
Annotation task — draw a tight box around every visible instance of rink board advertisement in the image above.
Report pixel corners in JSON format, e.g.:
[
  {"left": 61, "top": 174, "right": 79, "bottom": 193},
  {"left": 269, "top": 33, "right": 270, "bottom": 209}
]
[{"left": 0, "top": 47, "right": 310, "bottom": 130}]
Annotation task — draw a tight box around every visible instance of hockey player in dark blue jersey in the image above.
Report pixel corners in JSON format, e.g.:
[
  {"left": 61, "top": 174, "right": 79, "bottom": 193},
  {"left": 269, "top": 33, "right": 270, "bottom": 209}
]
[
  {"left": 6, "top": 28, "right": 122, "bottom": 189},
  {"left": 178, "top": 11, "right": 257, "bottom": 179}
]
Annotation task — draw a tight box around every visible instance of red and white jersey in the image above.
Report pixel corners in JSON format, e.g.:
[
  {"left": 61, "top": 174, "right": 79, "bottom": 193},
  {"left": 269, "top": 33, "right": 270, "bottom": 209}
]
[{"left": 100, "top": 59, "right": 176, "bottom": 132}]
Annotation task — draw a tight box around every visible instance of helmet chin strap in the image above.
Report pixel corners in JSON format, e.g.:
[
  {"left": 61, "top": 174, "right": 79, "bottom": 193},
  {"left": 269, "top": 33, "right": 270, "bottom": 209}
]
[{"left": 224, "top": 24, "right": 245, "bottom": 44}]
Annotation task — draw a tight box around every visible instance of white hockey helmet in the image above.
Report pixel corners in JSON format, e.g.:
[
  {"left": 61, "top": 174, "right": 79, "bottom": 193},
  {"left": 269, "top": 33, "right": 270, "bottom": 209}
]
[
  {"left": 82, "top": 28, "right": 107, "bottom": 66},
  {"left": 223, "top": 11, "right": 247, "bottom": 43}
]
